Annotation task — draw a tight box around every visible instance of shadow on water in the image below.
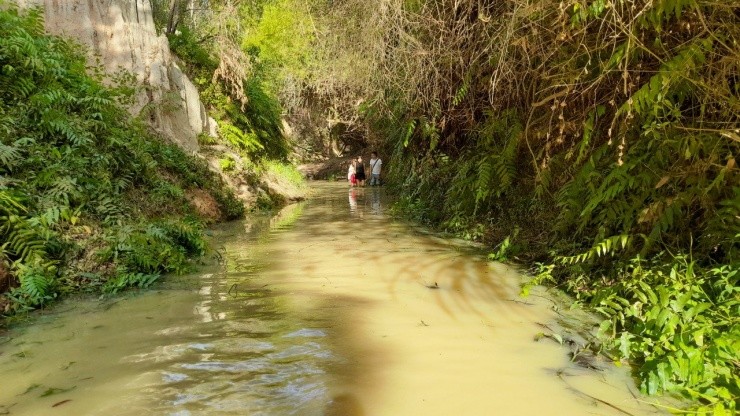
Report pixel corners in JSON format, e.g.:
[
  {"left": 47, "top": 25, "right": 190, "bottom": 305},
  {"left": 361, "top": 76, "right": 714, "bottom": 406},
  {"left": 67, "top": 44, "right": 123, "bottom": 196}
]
[
  {"left": 291, "top": 184, "right": 536, "bottom": 323},
  {"left": 138, "top": 183, "right": 515, "bottom": 415},
  {"left": 0, "top": 182, "right": 668, "bottom": 416},
  {"left": 138, "top": 201, "right": 380, "bottom": 415}
]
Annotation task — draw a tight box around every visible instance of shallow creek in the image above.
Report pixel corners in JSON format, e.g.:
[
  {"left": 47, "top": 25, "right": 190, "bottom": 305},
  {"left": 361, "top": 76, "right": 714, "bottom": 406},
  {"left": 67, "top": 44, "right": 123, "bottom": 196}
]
[{"left": 0, "top": 182, "right": 667, "bottom": 415}]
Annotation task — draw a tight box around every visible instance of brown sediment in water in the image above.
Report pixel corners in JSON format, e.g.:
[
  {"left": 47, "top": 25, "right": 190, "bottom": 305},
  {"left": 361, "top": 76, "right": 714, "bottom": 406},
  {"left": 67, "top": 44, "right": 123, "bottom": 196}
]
[{"left": 0, "top": 182, "right": 670, "bottom": 415}]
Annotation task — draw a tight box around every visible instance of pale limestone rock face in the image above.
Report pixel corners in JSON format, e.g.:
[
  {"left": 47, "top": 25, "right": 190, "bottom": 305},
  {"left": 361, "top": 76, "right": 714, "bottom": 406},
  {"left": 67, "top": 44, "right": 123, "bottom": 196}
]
[
  {"left": 207, "top": 117, "right": 219, "bottom": 137},
  {"left": 17, "top": 0, "right": 218, "bottom": 151}
]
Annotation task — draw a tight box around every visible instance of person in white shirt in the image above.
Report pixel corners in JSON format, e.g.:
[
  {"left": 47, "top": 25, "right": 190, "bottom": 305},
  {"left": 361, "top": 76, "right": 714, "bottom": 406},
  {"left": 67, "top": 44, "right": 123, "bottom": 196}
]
[{"left": 369, "top": 152, "right": 382, "bottom": 186}]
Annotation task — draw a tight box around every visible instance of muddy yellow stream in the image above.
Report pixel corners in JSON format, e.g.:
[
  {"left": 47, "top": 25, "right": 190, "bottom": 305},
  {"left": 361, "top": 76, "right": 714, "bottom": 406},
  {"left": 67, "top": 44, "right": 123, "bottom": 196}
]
[{"left": 0, "top": 182, "right": 666, "bottom": 415}]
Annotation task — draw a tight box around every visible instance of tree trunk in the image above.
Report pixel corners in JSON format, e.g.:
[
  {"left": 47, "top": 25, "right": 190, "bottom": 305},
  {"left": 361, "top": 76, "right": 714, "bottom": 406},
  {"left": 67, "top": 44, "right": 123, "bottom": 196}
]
[{"left": 166, "top": 0, "right": 179, "bottom": 34}]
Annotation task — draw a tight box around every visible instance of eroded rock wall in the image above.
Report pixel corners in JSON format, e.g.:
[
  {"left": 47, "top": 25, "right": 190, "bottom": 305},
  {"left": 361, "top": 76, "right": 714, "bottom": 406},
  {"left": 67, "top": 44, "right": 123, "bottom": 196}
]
[{"left": 18, "top": 0, "right": 216, "bottom": 151}]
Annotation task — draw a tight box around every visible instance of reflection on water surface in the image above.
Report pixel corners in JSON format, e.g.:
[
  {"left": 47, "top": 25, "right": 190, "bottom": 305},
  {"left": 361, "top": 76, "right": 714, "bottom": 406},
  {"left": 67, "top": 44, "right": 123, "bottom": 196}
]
[{"left": 0, "top": 182, "right": 666, "bottom": 415}]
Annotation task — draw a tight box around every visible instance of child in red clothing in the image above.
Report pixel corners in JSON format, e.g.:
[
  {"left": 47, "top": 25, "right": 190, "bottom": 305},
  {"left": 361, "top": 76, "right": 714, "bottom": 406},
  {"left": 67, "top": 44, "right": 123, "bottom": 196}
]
[{"left": 347, "top": 160, "right": 357, "bottom": 186}]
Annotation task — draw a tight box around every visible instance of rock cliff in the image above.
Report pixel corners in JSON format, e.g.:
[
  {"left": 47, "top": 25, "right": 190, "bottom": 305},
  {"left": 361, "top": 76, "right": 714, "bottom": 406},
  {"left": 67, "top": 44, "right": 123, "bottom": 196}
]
[{"left": 17, "top": 0, "right": 216, "bottom": 151}]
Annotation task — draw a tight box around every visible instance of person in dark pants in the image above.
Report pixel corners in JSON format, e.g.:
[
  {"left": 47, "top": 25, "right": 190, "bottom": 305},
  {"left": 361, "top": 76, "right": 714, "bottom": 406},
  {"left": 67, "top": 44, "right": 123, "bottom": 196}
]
[
  {"left": 355, "top": 156, "right": 366, "bottom": 187},
  {"left": 369, "top": 152, "right": 382, "bottom": 186}
]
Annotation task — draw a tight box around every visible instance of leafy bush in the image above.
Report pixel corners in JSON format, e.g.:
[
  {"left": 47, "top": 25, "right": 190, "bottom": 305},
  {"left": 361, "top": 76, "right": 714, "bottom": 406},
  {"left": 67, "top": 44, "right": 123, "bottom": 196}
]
[
  {"left": 569, "top": 256, "right": 739, "bottom": 414},
  {"left": 103, "top": 272, "right": 159, "bottom": 295},
  {"left": 345, "top": 0, "right": 739, "bottom": 412},
  {"left": 167, "top": 26, "right": 218, "bottom": 74},
  {"left": 100, "top": 220, "right": 204, "bottom": 276},
  {"left": 0, "top": 5, "right": 243, "bottom": 316}
]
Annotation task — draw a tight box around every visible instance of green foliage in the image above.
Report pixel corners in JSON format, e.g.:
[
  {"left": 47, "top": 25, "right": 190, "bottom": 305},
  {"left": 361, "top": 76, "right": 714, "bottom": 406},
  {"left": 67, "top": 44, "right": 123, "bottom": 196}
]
[
  {"left": 487, "top": 229, "right": 519, "bottom": 262},
  {"left": 617, "top": 38, "right": 713, "bottom": 123},
  {"left": 558, "top": 235, "right": 632, "bottom": 265},
  {"left": 241, "top": 0, "right": 314, "bottom": 81},
  {"left": 157, "top": 0, "right": 294, "bottom": 163},
  {"left": 103, "top": 271, "right": 159, "bottom": 295},
  {"left": 452, "top": 77, "right": 470, "bottom": 107},
  {"left": 0, "top": 5, "right": 243, "bottom": 316},
  {"left": 8, "top": 261, "right": 57, "bottom": 309},
  {"left": 168, "top": 26, "right": 218, "bottom": 74},
  {"left": 101, "top": 219, "right": 204, "bottom": 276},
  {"left": 638, "top": 0, "right": 698, "bottom": 30},
  {"left": 143, "top": 137, "right": 245, "bottom": 220},
  {"left": 242, "top": 77, "right": 288, "bottom": 159},
  {"left": 568, "top": 255, "right": 738, "bottom": 414},
  {"left": 475, "top": 110, "right": 522, "bottom": 207},
  {"left": 219, "top": 157, "right": 236, "bottom": 172},
  {"left": 261, "top": 160, "right": 305, "bottom": 189},
  {"left": 355, "top": 0, "right": 739, "bottom": 411},
  {"left": 402, "top": 119, "right": 417, "bottom": 148},
  {"left": 520, "top": 263, "right": 556, "bottom": 297},
  {"left": 200, "top": 75, "right": 287, "bottom": 161},
  {"left": 219, "top": 122, "right": 264, "bottom": 153}
]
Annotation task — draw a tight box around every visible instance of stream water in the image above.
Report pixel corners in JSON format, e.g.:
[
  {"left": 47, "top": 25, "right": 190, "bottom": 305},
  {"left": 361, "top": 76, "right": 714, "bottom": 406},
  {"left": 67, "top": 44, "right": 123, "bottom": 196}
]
[{"left": 0, "top": 182, "right": 667, "bottom": 415}]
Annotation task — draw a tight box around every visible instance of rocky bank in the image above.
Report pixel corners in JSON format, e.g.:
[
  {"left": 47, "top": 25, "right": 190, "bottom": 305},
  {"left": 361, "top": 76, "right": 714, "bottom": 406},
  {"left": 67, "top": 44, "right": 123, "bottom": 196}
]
[{"left": 17, "top": 0, "right": 216, "bottom": 151}]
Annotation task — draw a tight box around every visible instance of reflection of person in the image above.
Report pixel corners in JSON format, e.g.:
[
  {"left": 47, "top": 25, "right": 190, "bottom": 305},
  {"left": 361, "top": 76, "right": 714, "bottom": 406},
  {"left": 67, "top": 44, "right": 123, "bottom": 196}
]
[
  {"left": 369, "top": 152, "right": 382, "bottom": 186},
  {"left": 355, "top": 156, "right": 366, "bottom": 187},
  {"left": 348, "top": 188, "right": 357, "bottom": 212},
  {"left": 347, "top": 159, "right": 356, "bottom": 187},
  {"left": 371, "top": 187, "right": 381, "bottom": 214}
]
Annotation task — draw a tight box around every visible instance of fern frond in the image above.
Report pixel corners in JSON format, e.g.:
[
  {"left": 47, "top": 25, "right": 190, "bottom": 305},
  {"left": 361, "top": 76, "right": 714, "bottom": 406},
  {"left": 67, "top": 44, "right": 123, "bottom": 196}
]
[
  {"left": 474, "top": 155, "right": 494, "bottom": 210},
  {"left": 452, "top": 77, "right": 470, "bottom": 107},
  {"left": 219, "top": 122, "right": 264, "bottom": 152},
  {"left": 1, "top": 215, "right": 48, "bottom": 264},
  {"left": 0, "top": 188, "right": 26, "bottom": 216},
  {"left": 0, "top": 143, "right": 22, "bottom": 171},
  {"left": 402, "top": 119, "right": 417, "bottom": 148},
  {"left": 617, "top": 38, "right": 713, "bottom": 121},
  {"left": 558, "top": 234, "right": 633, "bottom": 265}
]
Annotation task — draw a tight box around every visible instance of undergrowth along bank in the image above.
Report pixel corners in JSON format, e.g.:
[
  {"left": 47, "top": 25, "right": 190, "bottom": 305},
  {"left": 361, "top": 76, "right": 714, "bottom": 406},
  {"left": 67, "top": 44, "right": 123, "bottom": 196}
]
[
  {"left": 336, "top": 0, "right": 740, "bottom": 413},
  {"left": 158, "top": 3, "right": 307, "bottom": 208},
  {"left": 0, "top": 5, "right": 243, "bottom": 319}
]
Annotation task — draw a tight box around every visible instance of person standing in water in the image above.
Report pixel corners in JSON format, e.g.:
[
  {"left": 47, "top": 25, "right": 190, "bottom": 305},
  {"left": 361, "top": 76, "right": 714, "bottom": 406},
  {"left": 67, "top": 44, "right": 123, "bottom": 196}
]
[
  {"left": 369, "top": 152, "right": 382, "bottom": 186},
  {"left": 347, "top": 159, "right": 356, "bottom": 187},
  {"left": 355, "top": 156, "right": 366, "bottom": 187}
]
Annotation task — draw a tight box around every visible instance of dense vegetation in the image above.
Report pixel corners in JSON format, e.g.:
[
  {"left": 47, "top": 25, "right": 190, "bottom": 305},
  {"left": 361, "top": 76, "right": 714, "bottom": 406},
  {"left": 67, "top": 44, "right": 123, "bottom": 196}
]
[
  {"left": 301, "top": 0, "right": 738, "bottom": 412},
  {"left": 1, "top": 0, "right": 737, "bottom": 413},
  {"left": 145, "top": 0, "right": 738, "bottom": 411},
  {"left": 151, "top": 0, "right": 308, "bottom": 168},
  {"left": 182, "top": 0, "right": 737, "bottom": 412},
  {"left": 0, "top": 5, "right": 243, "bottom": 317}
]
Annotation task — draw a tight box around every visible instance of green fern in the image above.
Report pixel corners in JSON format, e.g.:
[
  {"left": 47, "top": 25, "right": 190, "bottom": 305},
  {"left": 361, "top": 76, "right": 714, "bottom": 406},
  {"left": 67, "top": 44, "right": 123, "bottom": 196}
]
[
  {"left": 421, "top": 118, "right": 440, "bottom": 150},
  {"left": 103, "top": 271, "right": 159, "bottom": 295},
  {"left": 576, "top": 105, "right": 605, "bottom": 165},
  {"left": 617, "top": 38, "right": 713, "bottom": 121},
  {"left": 452, "top": 77, "right": 470, "bottom": 107},
  {"left": 1, "top": 215, "right": 49, "bottom": 265},
  {"left": 492, "top": 132, "right": 519, "bottom": 196},
  {"left": 0, "top": 188, "right": 25, "bottom": 215},
  {"left": 0, "top": 5, "right": 242, "bottom": 317},
  {"left": 19, "top": 269, "right": 53, "bottom": 304},
  {"left": 219, "top": 122, "right": 264, "bottom": 152},
  {"left": 402, "top": 119, "right": 417, "bottom": 148},
  {"left": 558, "top": 234, "right": 632, "bottom": 265},
  {"left": 474, "top": 155, "right": 495, "bottom": 209},
  {"left": 11, "top": 260, "right": 56, "bottom": 307},
  {"left": 0, "top": 142, "right": 22, "bottom": 171},
  {"left": 473, "top": 109, "right": 522, "bottom": 211}
]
